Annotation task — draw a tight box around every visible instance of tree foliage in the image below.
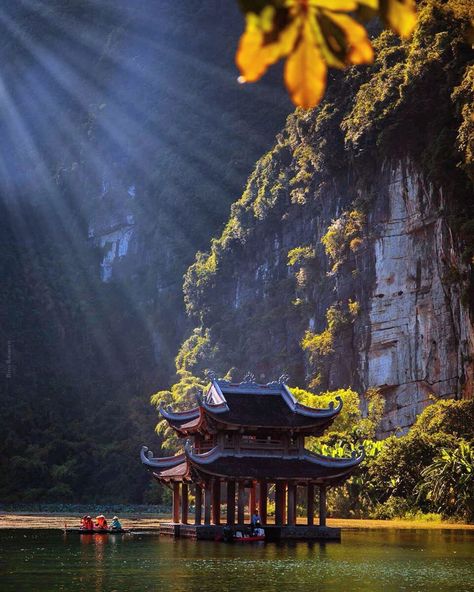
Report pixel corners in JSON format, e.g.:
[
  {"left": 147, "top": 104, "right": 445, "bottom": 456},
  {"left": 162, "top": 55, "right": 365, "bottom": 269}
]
[{"left": 418, "top": 440, "right": 474, "bottom": 522}]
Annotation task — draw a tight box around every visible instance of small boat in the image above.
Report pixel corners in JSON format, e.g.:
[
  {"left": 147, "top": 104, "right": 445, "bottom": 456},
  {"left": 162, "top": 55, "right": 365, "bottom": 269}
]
[
  {"left": 64, "top": 527, "right": 130, "bottom": 535},
  {"left": 234, "top": 534, "right": 265, "bottom": 542},
  {"left": 222, "top": 526, "right": 265, "bottom": 543}
]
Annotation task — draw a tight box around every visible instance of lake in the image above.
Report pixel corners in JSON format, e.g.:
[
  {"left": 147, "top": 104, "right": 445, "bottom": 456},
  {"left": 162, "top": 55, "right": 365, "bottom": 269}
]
[{"left": 0, "top": 528, "right": 473, "bottom": 591}]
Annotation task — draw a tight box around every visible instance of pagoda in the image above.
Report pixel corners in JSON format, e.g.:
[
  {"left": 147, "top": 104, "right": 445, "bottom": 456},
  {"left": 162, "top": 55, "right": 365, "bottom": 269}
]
[{"left": 141, "top": 377, "right": 364, "bottom": 540}]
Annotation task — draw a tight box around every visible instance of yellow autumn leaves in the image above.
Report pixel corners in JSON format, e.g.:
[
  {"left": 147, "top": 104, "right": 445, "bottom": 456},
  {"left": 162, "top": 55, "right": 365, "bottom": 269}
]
[{"left": 236, "top": 0, "right": 417, "bottom": 108}]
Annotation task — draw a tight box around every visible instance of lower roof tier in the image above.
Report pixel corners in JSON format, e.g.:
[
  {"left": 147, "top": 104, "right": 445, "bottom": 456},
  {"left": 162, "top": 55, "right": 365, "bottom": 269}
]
[{"left": 141, "top": 445, "right": 364, "bottom": 486}]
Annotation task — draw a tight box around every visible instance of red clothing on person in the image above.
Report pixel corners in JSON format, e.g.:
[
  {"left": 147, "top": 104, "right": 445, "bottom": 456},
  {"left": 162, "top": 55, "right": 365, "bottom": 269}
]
[
  {"left": 95, "top": 516, "right": 108, "bottom": 529},
  {"left": 81, "top": 516, "right": 94, "bottom": 530}
]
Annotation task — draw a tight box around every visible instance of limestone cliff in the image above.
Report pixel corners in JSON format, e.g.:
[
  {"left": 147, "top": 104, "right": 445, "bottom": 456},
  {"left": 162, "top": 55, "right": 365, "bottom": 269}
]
[{"left": 178, "top": 1, "right": 474, "bottom": 435}]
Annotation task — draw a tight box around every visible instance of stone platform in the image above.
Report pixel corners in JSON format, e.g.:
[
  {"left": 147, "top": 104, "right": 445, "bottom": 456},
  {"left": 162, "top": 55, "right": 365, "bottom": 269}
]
[{"left": 159, "top": 523, "right": 341, "bottom": 541}]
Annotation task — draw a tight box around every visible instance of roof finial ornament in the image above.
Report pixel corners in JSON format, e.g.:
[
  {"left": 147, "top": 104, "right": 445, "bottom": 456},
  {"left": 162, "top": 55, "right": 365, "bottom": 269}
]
[
  {"left": 206, "top": 369, "right": 216, "bottom": 381},
  {"left": 184, "top": 439, "right": 193, "bottom": 455},
  {"left": 278, "top": 373, "right": 290, "bottom": 384},
  {"left": 243, "top": 372, "right": 256, "bottom": 383},
  {"left": 196, "top": 390, "right": 204, "bottom": 406}
]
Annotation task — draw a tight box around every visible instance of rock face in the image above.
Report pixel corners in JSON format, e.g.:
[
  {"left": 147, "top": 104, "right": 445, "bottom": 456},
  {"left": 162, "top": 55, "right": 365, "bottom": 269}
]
[{"left": 363, "top": 163, "right": 473, "bottom": 434}]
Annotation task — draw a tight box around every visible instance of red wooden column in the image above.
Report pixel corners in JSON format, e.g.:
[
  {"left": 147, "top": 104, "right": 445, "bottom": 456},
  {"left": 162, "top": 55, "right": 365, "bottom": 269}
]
[
  {"left": 249, "top": 481, "right": 257, "bottom": 516},
  {"left": 172, "top": 482, "right": 180, "bottom": 524},
  {"left": 319, "top": 485, "right": 327, "bottom": 527},
  {"left": 287, "top": 483, "right": 296, "bottom": 525},
  {"left": 275, "top": 482, "right": 285, "bottom": 526},
  {"left": 181, "top": 483, "right": 189, "bottom": 525},
  {"left": 237, "top": 481, "right": 246, "bottom": 525},
  {"left": 259, "top": 481, "right": 268, "bottom": 525},
  {"left": 194, "top": 484, "right": 202, "bottom": 525},
  {"left": 307, "top": 483, "right": 315, "bottom": 526},
  {"left": 204, "top": 481, "right": 212, "bottom": 525},
  {"left": 212, "top": 479, "right": 221, "bottom": 525},
  {"left": 226, "top": 480, "right": 236, "bottom": 525}
]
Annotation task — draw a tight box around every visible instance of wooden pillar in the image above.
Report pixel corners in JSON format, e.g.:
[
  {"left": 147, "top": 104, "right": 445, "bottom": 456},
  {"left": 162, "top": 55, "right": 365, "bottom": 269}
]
[
  {"left": 287, "top": 483, "right": 296, "bottom": 525},
  {"left": 172, "top": 482, "right": 180, "bottom": 524},
  {"left": 282, "top": 482, "right": 287, "bottom": 525},
  {"left": 249, "top": 481, "right": 257, "bottom": 516},
  {"left": 293, "top": 485, "right": 298, "bottom": 522},
  {"left": 194, "top": 485, "right": 202, "bottom": 525},
  {"left": 237, "top": 481, "right": 246, "bottom": 524},
  {"left": 204, "top": 481, "right": 212, "bottom": 525},
  {"left": 212, "top": 479, "right": 221, "bottom": 525},
  {"left": 275, "top": 482, "right": 285, "bottom": 526},
  {"left": 307, "top": 483, "right": 314, "bottom": 526},
  {"left": 181, "top": 483, "right": 189, "bottom": 525},
  {"left": 319, "top": 485, "right": 327, "bottom": 527},
  {"left": 226, "top": 480, "right": 236, "bottom": 525},
  {"left": 259, "top": 481, "right": 268, "bottom": 525}
]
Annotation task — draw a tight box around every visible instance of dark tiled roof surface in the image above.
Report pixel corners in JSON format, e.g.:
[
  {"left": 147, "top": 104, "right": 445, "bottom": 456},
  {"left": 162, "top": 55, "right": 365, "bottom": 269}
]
[
  {"left": 189, "top": 455, "right": 358, "bottom": 483},
  {"left": 207, "top": 392, "right": 333, "bottom": 430}
]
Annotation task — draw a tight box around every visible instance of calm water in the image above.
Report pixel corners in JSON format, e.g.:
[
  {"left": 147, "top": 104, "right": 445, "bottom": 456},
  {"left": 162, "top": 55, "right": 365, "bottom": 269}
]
[{"left": 0, "top": 529, "right": 473, "bottom": 592}]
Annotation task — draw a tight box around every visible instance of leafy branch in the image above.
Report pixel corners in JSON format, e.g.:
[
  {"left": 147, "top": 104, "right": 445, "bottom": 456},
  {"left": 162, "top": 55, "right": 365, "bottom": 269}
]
[{"left": 236, "top": 0, "right": 417, "bottom": 108}]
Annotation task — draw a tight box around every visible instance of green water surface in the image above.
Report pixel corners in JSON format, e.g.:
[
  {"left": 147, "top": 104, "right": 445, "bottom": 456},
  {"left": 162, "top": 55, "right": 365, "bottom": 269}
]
[{"left": 0, "top": 528, "right": 473, "bottom": 592}]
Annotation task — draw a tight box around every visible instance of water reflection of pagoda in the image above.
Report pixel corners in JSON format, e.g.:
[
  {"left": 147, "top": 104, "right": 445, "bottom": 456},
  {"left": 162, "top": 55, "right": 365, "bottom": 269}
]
[{"left": 141, "top": 378, "right": 364, "bottom": 540}]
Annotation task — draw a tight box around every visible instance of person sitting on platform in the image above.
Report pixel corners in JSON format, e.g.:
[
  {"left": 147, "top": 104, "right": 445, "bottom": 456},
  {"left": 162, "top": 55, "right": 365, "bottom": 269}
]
[
  {"left": 95, "top": 515, "right": 108, "bottom": 530},
  {"left": 80, "top": 515, "right": 88, "bottom": 529},
  {"left": 110, "top": 516, "right": 122, "bottom": 530},
  {"left": 83, "top": 515, "right": 93, "bottom": 530},
  {"left": 251, "top": 511, "right": 262, "bottom": 533}
]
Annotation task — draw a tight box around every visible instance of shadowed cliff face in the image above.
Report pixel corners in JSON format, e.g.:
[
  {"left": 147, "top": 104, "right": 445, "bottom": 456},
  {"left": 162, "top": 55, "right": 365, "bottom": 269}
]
[{"left": 179, "top": 1, "right": 474, "bottom": 435}]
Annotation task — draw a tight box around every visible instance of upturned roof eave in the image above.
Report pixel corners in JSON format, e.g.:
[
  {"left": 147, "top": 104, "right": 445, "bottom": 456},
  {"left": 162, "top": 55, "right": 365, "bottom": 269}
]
[
  {"left": 185, "top": 443, "right": 364, "bottom": 470},
  {"left": 159, "top": 404, "right": 200, "bottom": 422},
  {"left": 140, "top": 446, "right": 186, "bottom": 470},
  {"left": 184, "top": 448, "right": 363, "bottom": 484}
]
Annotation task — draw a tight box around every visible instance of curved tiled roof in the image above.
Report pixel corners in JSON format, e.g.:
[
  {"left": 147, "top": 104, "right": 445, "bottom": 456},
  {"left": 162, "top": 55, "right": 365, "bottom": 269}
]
[
  {"left": 140, "top": 446, "right": 191, "bottom": 482},
  {"left": 184, "top": 444, "right": 364, "bottom": 485},
  {"left": 141, "top": 443, "right": 364, "bottom": 485},
  {"left": 159, "top": 379, "right": 343, "bottom": 435}
]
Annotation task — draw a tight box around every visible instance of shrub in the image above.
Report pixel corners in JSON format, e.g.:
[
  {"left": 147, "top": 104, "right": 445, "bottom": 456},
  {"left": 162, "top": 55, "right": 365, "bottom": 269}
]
[
  {"left": 412, "top": 399, "right": 474, "bottom": 440},
  {"left": 287, "top": 245, "right": 316, "bottom": 267},
  {"left": 418, "top": 440, "right": 474, "bottom": 523},
  {"left": 367, "top": 432, "right": 457, "bottom": 508},
  {"left": 321, "top": 210, "right": 365, "bottom": 273},
  {"left": 301, "top": 301, "right": 358, "bottom": 387},
  {"left": 293, "top": 387, "right": 363, "bottom": 438}
]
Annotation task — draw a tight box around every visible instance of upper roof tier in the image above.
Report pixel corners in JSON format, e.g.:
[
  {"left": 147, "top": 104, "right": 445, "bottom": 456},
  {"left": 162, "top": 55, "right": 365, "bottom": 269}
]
[{"left": 159, "top": 378, "right": 343, "bottom": 436}]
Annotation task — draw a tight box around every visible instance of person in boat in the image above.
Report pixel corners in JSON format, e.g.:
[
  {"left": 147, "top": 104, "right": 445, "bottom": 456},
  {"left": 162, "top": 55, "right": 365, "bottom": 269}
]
[
  {"left": 110, "top": 516, "right": 122, "bottom": 530},
  {"left": 95, "top": 515, "right": 108, "bottom": 530},
  {"left": 80, "top": 515, "right": 94, "bottom": 530}
]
